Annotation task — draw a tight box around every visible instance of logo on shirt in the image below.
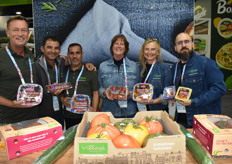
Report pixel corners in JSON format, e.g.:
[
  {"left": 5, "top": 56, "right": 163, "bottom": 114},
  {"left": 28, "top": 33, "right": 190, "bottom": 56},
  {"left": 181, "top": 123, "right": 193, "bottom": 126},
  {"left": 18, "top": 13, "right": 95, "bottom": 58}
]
[
  {"left": 153, "top": 74, "right": 161, "bottom": 78},
  {"left": 80, "top": 77, "right": 86, "bottom": 81},
  {"left": 188, "top": 69, "right": 198, "bottom": 73}
]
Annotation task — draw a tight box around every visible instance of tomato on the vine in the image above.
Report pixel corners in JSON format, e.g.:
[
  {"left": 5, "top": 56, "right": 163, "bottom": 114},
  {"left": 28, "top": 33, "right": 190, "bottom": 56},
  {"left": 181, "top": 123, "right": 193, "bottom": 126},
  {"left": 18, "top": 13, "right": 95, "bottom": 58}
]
[
  {"left": 114, "top": 118, "right": 136, "bottom": 132},
  {"left": 139, "top": 116, "right": 163, "bottom": 134},
  {"left": 90, "top": 113, "right": 111, "bottom": 128},
  {"left": 87, "top": 123, "right": 120, "bottom": 140},
  {"left": 123, "top": 124, "right": 149, "bottom": 145}
]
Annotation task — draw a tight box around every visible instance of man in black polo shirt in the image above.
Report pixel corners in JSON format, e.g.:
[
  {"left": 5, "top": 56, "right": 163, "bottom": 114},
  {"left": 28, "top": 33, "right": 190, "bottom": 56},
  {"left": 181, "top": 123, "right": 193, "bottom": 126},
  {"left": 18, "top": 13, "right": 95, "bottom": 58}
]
[
  {"left": 0, "top": 16, "right": 38, "bottom": 125},
  {"left": 60, "top": 43, "right": 99, "bottom": 129}
]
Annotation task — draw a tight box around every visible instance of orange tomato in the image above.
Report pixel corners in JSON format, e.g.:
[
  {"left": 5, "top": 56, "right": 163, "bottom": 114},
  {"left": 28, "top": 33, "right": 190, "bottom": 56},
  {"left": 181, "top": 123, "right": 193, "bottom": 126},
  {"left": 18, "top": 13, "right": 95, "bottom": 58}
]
[
  {"left": 139, "top": 116, "right": 163, "bottom": 134},
  {"left": 90, "top": 113, "right": 111, "bottom": 128},
  {"left": 87, "top": 123, "right": 120, "bottom": 140},
  {"left": 112, "top": 134, "right": 141, "bottom": 148}
]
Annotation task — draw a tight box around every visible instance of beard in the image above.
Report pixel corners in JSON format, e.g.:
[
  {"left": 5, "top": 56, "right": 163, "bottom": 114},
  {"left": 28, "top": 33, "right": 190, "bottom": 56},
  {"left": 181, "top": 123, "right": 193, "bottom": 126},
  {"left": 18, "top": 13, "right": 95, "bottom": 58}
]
[{"left": 177, "top": 47, "right": 193, "bottom": 62}]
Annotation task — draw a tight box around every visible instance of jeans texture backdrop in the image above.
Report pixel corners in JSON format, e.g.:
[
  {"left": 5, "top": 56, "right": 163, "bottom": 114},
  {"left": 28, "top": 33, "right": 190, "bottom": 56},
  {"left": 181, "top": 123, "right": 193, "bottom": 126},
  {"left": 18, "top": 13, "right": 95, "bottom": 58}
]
[{"left": 33, "top": 0, "right": 193, "bottom": 66}]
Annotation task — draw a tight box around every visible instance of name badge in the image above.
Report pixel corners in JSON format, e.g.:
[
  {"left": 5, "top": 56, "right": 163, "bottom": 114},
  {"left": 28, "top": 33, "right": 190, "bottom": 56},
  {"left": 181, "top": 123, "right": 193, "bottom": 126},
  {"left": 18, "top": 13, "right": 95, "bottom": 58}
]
[
  {"left": 176, "top": 101, "right": 186, "bottom": 113},
  {"left": 118, "top": 100, "right": 127, "bottom": 108},
  {"left": 168, "top": 100, "right": 176, "bottom": 120},
  {"left": 53, "top": 96, "right": 60, "bottom": 111},
  {"left": 137, "top": 102, "right": 147, "bottom": 111}
]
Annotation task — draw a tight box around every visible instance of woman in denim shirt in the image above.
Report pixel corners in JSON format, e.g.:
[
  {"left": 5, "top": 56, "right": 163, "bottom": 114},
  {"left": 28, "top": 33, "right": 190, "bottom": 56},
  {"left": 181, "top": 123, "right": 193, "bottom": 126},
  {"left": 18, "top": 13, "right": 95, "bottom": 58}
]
[
  {"left": 138, "top": 38, "right": 173, "bottom": 112},
  {"left": 98, "top": 34, "right": 140, "bottom": 118}
]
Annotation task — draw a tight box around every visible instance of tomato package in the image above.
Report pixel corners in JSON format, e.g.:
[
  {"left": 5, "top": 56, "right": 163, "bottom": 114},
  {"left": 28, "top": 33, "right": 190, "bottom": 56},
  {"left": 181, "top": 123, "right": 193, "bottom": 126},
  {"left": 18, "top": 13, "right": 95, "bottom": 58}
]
[
  {"left": 108, "top": 86, "right": 127, "bottom": 99},
  {"left": 175, "top": 86, "right": 192, "bottom": 101},
  {"left": 132, "top": 83, "right": 153, "bottom": 102}
]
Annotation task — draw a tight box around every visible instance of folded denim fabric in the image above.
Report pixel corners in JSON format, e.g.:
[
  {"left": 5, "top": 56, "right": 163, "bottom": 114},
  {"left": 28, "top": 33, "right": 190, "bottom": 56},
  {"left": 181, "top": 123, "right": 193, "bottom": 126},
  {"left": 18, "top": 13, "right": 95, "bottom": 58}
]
[{"left": 60, "top": 0, "right": 179, "bottom": 66}]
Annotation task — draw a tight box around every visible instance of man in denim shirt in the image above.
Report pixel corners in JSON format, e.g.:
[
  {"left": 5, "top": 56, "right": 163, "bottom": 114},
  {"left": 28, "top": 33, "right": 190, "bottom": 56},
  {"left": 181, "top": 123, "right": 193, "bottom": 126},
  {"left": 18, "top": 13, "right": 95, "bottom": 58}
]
[
  {"left": 98, "top": 34, "right": 140, "bottom": 118},
  {"left": 172, "top": 32, "right": 226, "bottom": 128}
]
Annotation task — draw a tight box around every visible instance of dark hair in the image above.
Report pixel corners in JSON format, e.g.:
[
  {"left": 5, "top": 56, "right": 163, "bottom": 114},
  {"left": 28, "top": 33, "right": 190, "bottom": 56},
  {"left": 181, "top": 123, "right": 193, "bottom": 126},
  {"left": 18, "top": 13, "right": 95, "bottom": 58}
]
[
  {"left": 7, "top": 15, "right": 29, "bottom": 29},
  {"left": 68, "top": 43, "right": 83, "bottom": 53},
  {"left": 42, "top": 36, "right": 61, "bottom": 47},
  {"left": 110, "top": 34, "right": 129, "bottom": 56}
]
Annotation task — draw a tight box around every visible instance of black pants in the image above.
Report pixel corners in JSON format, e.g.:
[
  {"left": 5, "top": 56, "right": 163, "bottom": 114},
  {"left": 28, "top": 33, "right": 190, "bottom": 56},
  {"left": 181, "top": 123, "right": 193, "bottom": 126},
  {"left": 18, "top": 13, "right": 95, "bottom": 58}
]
[
  {"left": 65, "top": 117, "right": 83, "bottom": 130},
  {"left": 177, "top": 113, "right": 192, "bottom": 128}
]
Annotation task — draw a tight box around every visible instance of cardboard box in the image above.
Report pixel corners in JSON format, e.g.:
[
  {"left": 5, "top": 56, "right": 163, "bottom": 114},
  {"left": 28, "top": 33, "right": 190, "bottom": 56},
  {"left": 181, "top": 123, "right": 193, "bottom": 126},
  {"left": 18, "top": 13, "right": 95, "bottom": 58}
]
[
  {"left": 74, "top": 111, "right": 186, "bottom": 164},
  {"left": 193, "top": 114, "right": 232, "bottom": 157},
  {"left": 0, "top": 117, "right": 63, "bottom": 159}
]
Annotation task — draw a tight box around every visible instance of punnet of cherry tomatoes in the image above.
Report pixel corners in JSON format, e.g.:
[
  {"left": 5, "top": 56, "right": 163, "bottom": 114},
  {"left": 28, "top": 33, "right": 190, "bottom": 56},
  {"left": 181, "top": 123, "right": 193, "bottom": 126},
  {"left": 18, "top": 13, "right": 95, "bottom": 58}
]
[{"left": 86, "top": 113, "right": 169, "bottom": 148}]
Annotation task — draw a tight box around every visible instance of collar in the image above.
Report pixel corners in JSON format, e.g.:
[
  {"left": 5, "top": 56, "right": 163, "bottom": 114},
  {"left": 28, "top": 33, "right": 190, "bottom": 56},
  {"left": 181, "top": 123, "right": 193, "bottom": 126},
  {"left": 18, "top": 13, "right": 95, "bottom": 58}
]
[
  {"left": 39, "top": 55, "right": 59, "bottom": 65},
  {"left": 69, "top": 64, "right": 84, "bottom": 72},
  {"left": 8, "top": 43, "right": 32, "bottom": 59},
  {"left": 108, "top": 57, "right": 130, "bottom": 66}
]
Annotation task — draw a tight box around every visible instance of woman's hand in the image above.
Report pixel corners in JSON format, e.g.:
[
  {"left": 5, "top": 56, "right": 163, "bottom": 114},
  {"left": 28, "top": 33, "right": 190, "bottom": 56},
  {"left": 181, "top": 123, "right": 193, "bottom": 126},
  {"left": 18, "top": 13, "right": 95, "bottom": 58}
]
[{"left": 104, "top": 87, "right": 113, "bottom": 100}]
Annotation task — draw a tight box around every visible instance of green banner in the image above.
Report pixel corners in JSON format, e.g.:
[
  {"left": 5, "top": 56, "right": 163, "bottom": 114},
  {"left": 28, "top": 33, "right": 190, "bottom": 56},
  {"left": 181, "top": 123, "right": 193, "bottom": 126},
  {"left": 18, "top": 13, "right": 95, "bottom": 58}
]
[{"left": 0, "top": 0, "right": 32, "bottom": 6}]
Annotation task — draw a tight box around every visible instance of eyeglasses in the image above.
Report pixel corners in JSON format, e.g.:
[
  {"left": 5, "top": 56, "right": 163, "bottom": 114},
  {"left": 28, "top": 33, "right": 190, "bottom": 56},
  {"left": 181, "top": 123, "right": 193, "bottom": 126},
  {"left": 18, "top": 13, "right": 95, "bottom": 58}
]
[{"left": 176, "top": 40, "right": 191, "bottom": 46}]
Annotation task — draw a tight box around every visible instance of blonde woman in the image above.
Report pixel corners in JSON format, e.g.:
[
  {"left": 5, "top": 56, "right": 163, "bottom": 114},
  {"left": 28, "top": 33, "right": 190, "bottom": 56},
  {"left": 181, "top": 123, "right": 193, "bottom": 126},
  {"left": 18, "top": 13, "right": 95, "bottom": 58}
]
[{"left": 139, "top": 38, "right": 172, "bottom": 111}]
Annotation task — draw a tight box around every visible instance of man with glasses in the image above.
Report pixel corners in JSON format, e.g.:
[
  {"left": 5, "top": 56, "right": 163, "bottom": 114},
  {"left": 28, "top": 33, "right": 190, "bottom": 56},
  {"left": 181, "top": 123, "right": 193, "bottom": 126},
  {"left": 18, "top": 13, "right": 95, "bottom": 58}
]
[
  {"left": 0, "top": 16, "right": 38, "bottom": 125},
  {"left": 171, "top": 32, "right": 226, "bottom": 128}
]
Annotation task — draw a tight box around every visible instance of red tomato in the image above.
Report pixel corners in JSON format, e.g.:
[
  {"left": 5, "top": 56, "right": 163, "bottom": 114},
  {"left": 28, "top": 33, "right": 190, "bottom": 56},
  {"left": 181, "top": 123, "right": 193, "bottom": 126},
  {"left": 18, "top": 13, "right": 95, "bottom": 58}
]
[
  {"left": 139, "top": 116, "right": 163, "bottom": 134},
  {"left": 90, "top": 113, "right": 111, "bottom": 128},
  {"left": 87, "top": 123, "right": 120, "bottom": 140},
  {"left": 112, "top": 134, "right": 141, "bottom": 148}
]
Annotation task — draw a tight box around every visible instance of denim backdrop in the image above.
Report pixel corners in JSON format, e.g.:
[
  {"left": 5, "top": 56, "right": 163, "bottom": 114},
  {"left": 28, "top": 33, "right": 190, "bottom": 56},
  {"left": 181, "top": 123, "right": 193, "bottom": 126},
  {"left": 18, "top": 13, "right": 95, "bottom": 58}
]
[{"left": 33, "top": 0, "right": 193, "bottom": 66}]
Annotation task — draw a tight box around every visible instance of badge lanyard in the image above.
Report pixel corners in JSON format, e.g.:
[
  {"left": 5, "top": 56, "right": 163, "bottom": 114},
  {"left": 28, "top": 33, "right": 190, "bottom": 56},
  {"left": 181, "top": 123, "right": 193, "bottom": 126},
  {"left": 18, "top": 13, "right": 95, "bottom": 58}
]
[
  {"left": 144, "top": 60, "right": 156, "bottom": 83},
  {"left": 43, "top": 57, "right": 58, "bottom": 85},
  {"left": 5, "top": 46, "right": 33, "bottom": 84},
  {"left": 173, "top": 63, "right": 186, "bottom": 85},
  {"left": 43, "top": 57, "right": 59, "bottom": 111},
  {"left": 65, "top": 65, "right": 84, "bottom": 97},
  {"left": 137, "top": 60, "right": 156, "bottom": 111},
  {"left": 170, "top": 63, "right": 187, "bottom": 116},
  {"left": 118, "top": 58, "right": 128, "bottom": 108},
  {"left": 123, "top": 58, "right": 128, "bottom": 97}
]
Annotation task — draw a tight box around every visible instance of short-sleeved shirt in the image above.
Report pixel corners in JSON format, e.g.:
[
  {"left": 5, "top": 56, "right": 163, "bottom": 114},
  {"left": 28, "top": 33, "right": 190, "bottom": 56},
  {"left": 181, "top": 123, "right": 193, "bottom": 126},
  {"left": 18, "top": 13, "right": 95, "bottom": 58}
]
[
  {"left": 62, "top": 65, "right": 99, "bottom": 119},
  {"left": 0, "top": 45, "right": 38, "bottom": 124}
]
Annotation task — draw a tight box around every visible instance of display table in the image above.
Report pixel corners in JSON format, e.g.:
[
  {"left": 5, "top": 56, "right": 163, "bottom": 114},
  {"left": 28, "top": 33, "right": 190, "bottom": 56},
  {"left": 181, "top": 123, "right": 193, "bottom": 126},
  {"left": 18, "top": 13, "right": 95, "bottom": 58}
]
[{"left": 1, "top": 129, "right": 232, "bottom": 164}]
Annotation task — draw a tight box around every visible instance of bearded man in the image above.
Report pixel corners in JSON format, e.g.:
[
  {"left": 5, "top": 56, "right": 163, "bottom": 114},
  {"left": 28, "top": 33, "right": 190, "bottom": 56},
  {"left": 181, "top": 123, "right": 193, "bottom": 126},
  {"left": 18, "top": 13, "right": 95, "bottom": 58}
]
[{"left": 171, "top": 32, "right": 226, "bottom": 128}]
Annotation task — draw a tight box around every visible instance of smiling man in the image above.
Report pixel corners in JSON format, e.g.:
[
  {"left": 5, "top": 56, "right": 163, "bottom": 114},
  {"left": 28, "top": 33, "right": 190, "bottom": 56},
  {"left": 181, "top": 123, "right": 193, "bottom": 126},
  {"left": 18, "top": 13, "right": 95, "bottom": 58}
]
[
  {"left": 0, "top": 16, "right": 38, "bottom": 125},
  {"left": 34, "top": 36, "right": 65, "bottom": 126},
  {"left": 60, "top": 43, "right": 99, "bottom": 129}
]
